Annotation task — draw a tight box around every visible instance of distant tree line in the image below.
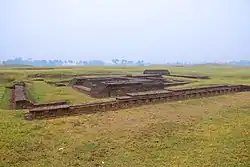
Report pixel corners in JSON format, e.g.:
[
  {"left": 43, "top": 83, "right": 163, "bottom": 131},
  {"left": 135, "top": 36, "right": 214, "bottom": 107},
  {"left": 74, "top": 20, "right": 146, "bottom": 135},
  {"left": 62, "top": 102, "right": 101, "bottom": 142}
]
[
  {"left": 0, "top": 57, "right": 147, "bottom": 66},
  {"left": 229, "top": 60, "right": 250, "bottom": 66},
  {"left": 1, "top": 57, "right": 249, "bottom": 66},
  {"left": 111, "top": 59, "right": 145, "bottom": 66}
]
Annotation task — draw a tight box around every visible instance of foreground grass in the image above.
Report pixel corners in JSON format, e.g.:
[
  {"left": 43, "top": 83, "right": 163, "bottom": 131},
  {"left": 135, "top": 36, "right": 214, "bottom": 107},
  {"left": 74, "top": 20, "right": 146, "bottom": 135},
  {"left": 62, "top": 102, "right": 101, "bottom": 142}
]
[{"left": 0, "top": 93, "right": 249, "bottom": 167}]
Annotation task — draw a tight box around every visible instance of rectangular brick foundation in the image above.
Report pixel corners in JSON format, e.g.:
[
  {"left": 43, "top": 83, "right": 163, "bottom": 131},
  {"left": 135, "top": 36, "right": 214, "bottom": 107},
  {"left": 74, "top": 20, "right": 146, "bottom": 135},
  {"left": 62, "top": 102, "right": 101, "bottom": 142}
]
[{"left": 28, "top": 84, "right": 250, "bottom": 120}]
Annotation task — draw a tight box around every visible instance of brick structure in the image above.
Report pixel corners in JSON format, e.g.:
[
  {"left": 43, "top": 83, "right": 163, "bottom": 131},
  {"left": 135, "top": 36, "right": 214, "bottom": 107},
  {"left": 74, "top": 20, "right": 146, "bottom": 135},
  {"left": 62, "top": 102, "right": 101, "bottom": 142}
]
[
  {"left": 70, "top": 74, "right": 168, "bottom": 98},
  {"left": 14, "top": 83, "right": 34, "bottom": 109},
  {"left": 28, "top": 84, "right": 250, "bottom": 120},
  {"left": 143, "top": 69, "right": 170, "bottom": 76},
  {"left": 169, "top": 74, "right": 210, "bottom": 79},
  {"left": 12, "top": 82, "right": 69, "bottom": 110}
]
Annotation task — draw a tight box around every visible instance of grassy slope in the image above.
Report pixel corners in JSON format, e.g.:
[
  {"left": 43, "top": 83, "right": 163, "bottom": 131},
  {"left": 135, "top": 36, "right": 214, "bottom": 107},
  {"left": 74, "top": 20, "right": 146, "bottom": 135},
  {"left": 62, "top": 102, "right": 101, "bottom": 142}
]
[
  {"left": 0, "top": 65, "right": 250, "bottom": 167},
  {"left": 0, "top": 93, "right": 249, "bottom": 167}
]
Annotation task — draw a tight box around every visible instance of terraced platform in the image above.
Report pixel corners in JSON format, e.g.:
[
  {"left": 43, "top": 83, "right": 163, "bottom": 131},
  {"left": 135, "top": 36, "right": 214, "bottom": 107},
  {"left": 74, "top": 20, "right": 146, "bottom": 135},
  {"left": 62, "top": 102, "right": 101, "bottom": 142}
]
[{"left": 27, "top": 84, "right": 250, "bottom": 120}]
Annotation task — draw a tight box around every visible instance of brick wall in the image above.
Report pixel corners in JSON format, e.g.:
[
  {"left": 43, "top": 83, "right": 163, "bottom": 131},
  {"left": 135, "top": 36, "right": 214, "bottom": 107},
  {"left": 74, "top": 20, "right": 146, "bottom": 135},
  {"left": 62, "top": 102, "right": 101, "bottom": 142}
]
[
  {"left": 28, "top": 84, "right": 250, "bottom": 120},
  {"left": 13, "top": 83, "right": 68, "bottom": 110}
]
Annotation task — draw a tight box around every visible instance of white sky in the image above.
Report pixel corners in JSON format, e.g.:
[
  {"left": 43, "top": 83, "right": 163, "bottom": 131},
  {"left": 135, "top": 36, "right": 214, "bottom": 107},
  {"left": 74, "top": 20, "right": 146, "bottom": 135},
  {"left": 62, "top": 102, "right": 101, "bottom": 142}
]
[{"left": 0, "top": 0, "right": 250, "bottom": 63}]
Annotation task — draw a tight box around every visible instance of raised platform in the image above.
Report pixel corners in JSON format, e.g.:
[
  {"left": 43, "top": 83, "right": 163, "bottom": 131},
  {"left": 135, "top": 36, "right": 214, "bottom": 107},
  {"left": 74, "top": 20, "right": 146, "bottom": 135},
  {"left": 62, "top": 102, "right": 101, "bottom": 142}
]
[
  {"left": 70, "top": 73, "right": 169, "bottom": 98},
  {"left": 170, "top": 74, "right": 210, "bottom": 79},
  {"left": 27, "top": 84, "right": 250, "bottom": 120}
]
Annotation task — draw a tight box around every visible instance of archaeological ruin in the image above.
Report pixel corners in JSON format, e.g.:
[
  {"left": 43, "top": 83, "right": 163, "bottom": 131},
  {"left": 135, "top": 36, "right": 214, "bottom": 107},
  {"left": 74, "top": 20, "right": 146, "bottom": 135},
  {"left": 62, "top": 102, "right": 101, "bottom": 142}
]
[
  {"left": 143, "top": 69, "right": 170, "bottom": 76},
  {"left": 69, "top": 73, "right": 190, "bottom": 98},
  {"left": 5, "top": 69, "right": 250, "bottom": 120},
  {"left": 10, "top": 82, "right": 68, "bottom": 110},
  {"left": 27, "top": 84, "right": 250, "bottom": 120}
]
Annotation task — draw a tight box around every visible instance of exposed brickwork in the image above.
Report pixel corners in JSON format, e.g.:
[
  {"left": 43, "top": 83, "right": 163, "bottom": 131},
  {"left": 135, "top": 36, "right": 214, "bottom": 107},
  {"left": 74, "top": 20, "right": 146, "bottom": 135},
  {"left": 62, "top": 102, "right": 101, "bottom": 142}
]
[
  {"left": 28, "top": 84, "right": 250, "bottom": 120},
  {"left": 142, "top": 69, "right": 209, "bottom": 79},
  {"left": 170, "top": 74, "right": 210, "bottom": 79},
  {"left": 164, "top": 81, "right": 191, "bottom": 87},
  {"left": 70, "top": 74, "right": 184, "bottom": 98},
  {"left": 143, "top": 69, "right": 170, "bottom": 76},
  {"left": 12, "top": 83, "right": 68, "bottom": 110},
  {"left": 13, "top": 83, "right": 34, "bottom": 109}
]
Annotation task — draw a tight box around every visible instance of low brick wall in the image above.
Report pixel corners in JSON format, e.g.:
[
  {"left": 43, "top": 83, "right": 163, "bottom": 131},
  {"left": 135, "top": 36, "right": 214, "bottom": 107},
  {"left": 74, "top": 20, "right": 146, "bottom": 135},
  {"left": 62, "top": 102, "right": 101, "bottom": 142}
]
[
  {"left": 28, "top": 84, "right": 250, "bottom": 120},
  {"left": 143, "top": 69, "right": 170, "bottom": 76},
  {"left": 170, "top": 74, "right": 210, "bottom": 79},
  {"left": 164, "top": 81, "right": 191, "bottom": 87},
  {"left": 34, "top": 101, "right": 68, "bottom": 108},
  {"left": 13, "top": 83, "right": 34, "bottom": 109},
  {"left": 72, "top": 85, "right": 91, "bottom": 94},
  {"left": 12, "top": 83, "right": 68, "bottom": 110}
]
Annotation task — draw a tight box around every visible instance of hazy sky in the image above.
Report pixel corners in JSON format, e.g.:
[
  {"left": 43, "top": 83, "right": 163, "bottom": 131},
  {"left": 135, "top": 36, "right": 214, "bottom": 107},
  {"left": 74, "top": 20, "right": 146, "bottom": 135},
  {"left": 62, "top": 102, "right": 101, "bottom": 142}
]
[{"left": 0, "top": 0, "right": 250, "bottom": 63}]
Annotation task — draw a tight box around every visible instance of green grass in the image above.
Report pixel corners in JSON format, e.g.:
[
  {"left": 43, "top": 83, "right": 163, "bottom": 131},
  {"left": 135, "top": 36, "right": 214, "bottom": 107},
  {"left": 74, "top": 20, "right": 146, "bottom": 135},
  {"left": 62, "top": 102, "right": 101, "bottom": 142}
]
[
  {"left": 0, "top": 86, "right": 5, "bottom": 100},
  {"left": 0, "top": 65, "right": 250, "bottom": 167},
  {"left": 28, "top": 81, "right": 111, "bottom": 104},
  {"left": 1, "top": 65, "right": 249, "bottom": 103},
  {"left": 0, "top": 86, "right": 10, "bottom": 109}
]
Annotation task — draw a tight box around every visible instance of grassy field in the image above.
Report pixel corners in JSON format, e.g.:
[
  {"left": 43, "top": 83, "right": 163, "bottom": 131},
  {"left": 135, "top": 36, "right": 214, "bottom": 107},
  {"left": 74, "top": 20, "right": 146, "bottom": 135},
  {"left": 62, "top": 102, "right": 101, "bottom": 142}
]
[
  {"left": 28, "top": 81, "right": 111, "bottom": 104},
  {"left": 0, "top": 65, "right": 250, "bottom": 167},
  {"left": 0, "top": 86, "right": 5, "bottom": 100},
  {"left": 0, "top": 86, "right": 10, "bottom": 109}
]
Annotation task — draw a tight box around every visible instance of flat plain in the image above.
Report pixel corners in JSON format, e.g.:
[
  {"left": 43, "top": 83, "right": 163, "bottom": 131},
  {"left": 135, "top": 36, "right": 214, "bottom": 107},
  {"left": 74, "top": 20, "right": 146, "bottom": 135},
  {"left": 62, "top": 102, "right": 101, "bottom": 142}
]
[{"left": 0, "top": 65, "right": 250, "bottom": 167}]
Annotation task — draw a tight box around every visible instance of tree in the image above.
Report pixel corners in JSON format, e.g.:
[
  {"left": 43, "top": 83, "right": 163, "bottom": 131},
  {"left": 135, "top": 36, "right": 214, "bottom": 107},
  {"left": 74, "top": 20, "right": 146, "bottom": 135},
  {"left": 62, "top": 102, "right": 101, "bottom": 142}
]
[
  {"left": 112, "top": 59, "right": 119, "bottom": 65},
  {"left": 136, "top": 60, "right": 144, "bottom": 66},
  {"left": 121, "top": 59, "right": 128, "bottom": 65}
]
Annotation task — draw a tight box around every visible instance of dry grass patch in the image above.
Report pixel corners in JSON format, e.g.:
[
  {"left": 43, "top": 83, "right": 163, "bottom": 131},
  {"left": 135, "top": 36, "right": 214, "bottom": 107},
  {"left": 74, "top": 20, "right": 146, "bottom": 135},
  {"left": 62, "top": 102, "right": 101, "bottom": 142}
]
[
  {"left": 1, "top": 93, "right": 246, "bottom": 166},
  {"left": 47, "top": 92, "right": 250, "bottom": 136}
]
